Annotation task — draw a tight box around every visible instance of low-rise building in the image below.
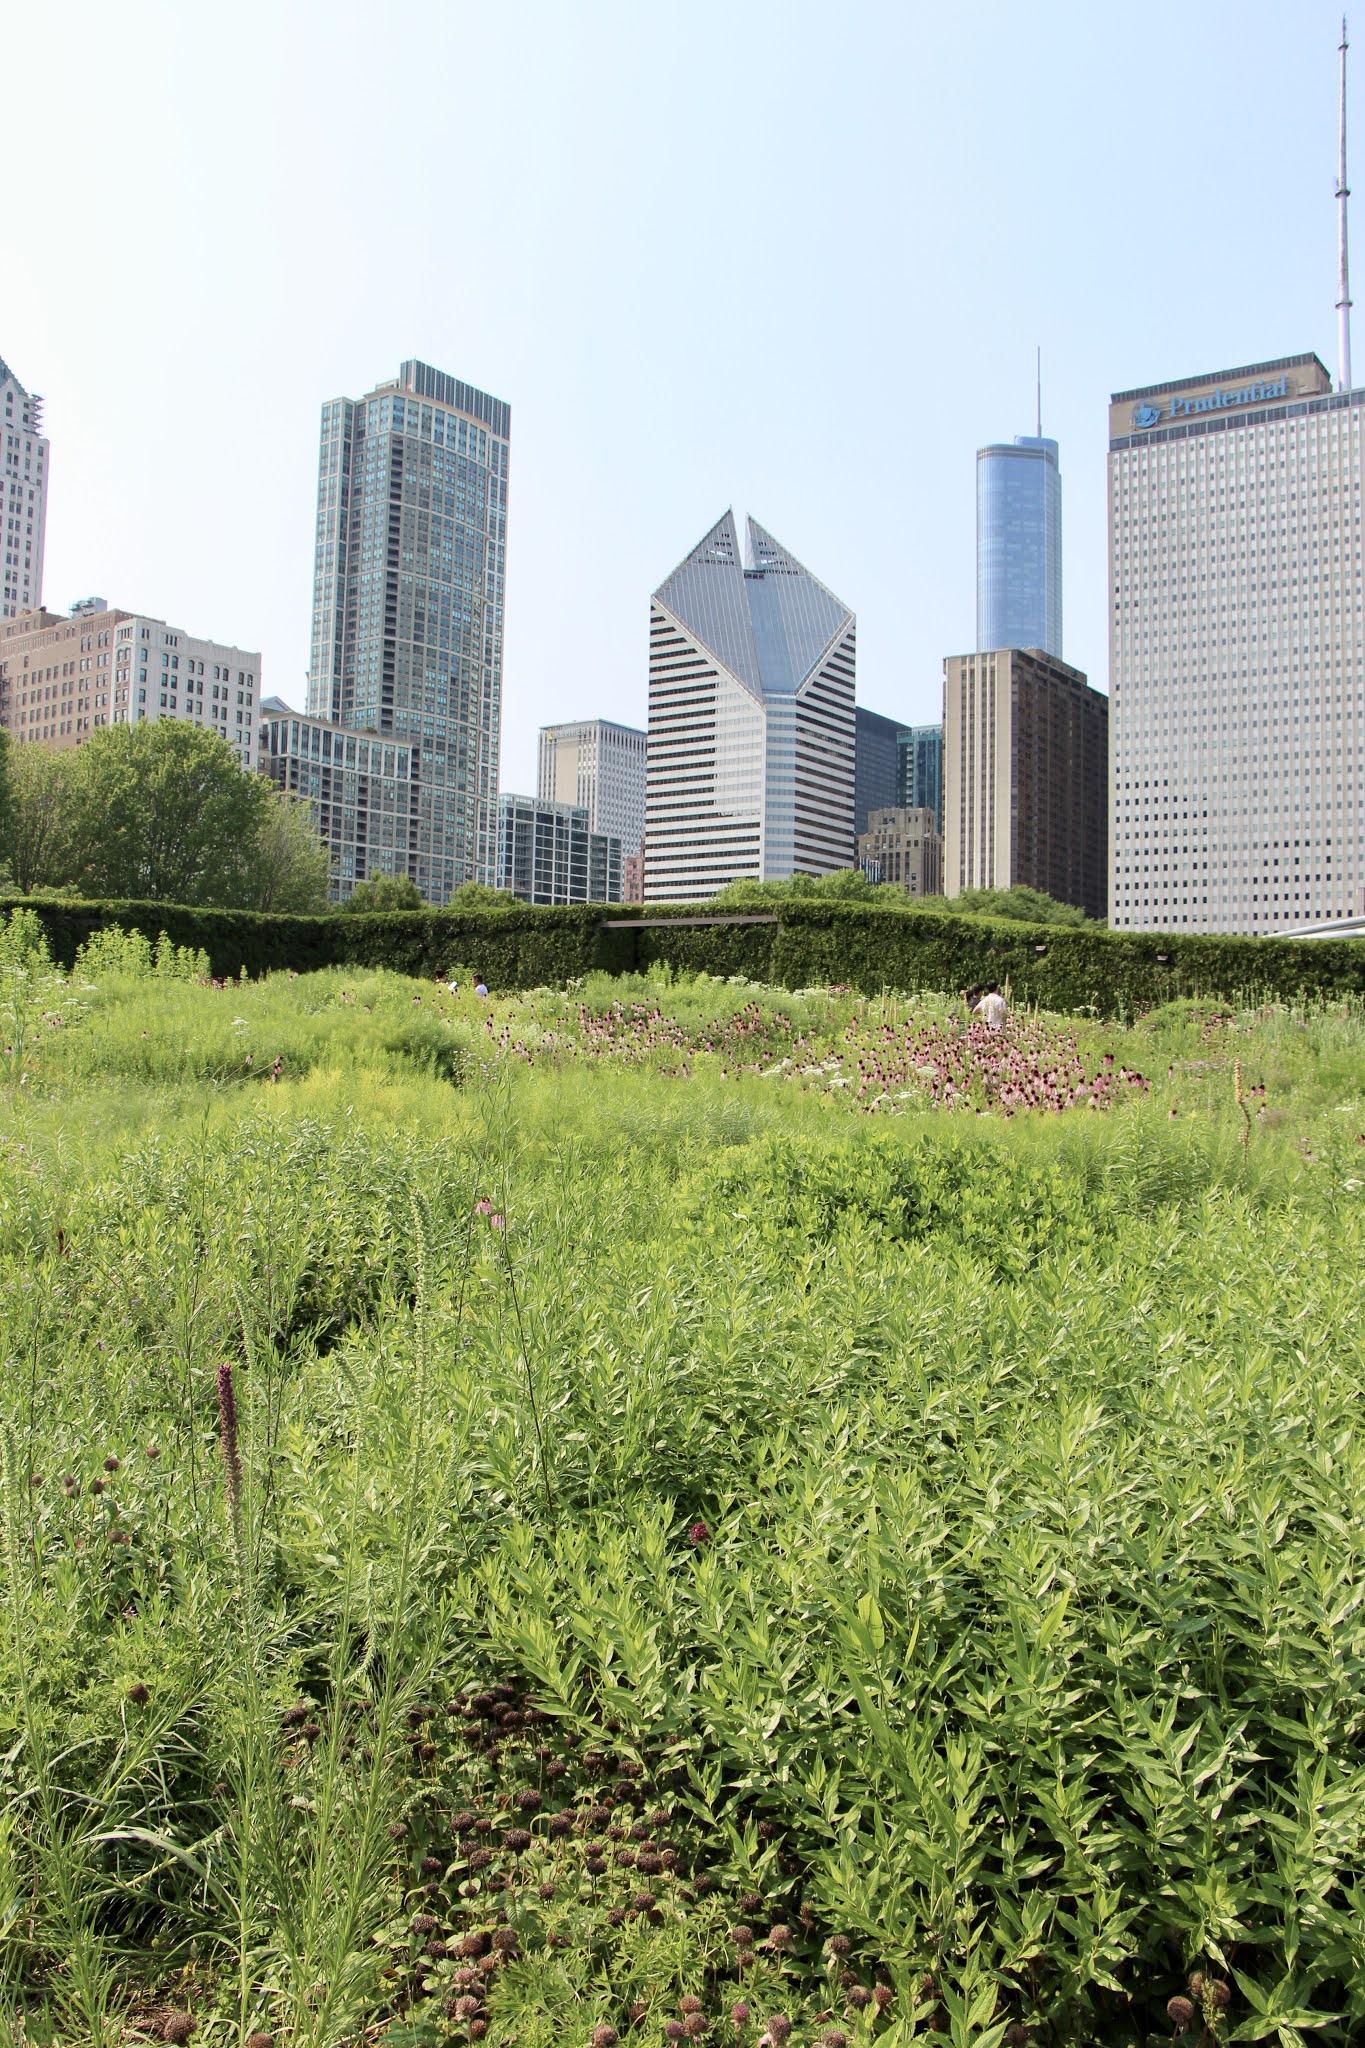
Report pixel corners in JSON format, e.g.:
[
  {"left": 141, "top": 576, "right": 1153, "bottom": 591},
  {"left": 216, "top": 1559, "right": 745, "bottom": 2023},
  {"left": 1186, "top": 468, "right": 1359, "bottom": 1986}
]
[
  {"left": 857, "top": 806, "right": 942, "bottom": 897},
  {"left": 260, "top": 700, "right": 419, "bottom": 900},
  {"left": 497, "top": 793, "right": 621, "bottom": 905},
  {"left": 0, "top": 600, "right": 260, "bottom": 768}
]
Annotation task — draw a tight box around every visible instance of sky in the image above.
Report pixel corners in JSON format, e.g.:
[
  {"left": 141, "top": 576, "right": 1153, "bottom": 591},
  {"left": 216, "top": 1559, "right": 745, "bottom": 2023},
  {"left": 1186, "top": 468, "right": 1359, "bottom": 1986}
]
[{"left": 4, "top": 0, "right": 1355, "bottom": 794}]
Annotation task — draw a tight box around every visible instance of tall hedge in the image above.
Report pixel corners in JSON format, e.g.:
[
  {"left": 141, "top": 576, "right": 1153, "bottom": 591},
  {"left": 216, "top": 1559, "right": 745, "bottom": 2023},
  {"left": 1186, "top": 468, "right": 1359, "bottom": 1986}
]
[{"left": 3, "top": 894, "right": 1362, "bottom": 1017}]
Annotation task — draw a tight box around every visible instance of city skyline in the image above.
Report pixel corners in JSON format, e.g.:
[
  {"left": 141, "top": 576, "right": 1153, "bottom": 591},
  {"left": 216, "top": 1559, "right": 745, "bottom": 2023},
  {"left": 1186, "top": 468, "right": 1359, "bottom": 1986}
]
[{"left": 4, "top": 0, "right": 1355, "bottom": 798}]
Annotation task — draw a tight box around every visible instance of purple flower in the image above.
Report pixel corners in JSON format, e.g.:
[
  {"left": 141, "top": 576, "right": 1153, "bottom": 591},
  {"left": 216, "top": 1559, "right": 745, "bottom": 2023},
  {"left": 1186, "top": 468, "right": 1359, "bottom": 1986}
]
[{"left": 688, "top": 1520, "right": 709, "bottom": 1547}]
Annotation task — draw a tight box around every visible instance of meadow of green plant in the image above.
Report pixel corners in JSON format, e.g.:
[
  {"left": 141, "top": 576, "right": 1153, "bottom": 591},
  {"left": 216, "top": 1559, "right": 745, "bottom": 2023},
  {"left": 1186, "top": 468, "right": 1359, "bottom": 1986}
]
[{"left": 2, "top": 911, "right": 1364, "bottom": 2048}]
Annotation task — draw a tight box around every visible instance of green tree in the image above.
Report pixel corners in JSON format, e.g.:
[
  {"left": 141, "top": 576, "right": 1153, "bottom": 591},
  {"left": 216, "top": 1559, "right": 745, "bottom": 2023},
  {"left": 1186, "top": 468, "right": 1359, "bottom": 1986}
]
[
  {"left": 448, "top": 881, "right": 516, "bottom": 911},
  {"left": 710, "top": 867, "right": 905, "bottom": 909},
  {"left": 67, "top": 722, "right": 271, "bottom": 905},
  {"left": 923, "top": 884, "right": 1092, "bottom": 927},
  {"left": 248, "top": 787, "right": 333, "bottom": 913},
  {"left": 344, "top": 874, "right": 426, "bottom": 913},
  {"left": 0, "top": 741, "right": 78, "bottom": 895}
]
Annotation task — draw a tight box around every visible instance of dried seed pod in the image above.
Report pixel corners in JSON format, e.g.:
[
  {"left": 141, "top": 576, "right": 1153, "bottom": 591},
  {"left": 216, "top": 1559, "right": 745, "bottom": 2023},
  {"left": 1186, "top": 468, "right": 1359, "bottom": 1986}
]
[
  {"left": 1167, "top": 1998, "right": 1196, "bottom": 2033},
  {"left": 592, "top": 2029, "right": 620, "bottom": 2048}
]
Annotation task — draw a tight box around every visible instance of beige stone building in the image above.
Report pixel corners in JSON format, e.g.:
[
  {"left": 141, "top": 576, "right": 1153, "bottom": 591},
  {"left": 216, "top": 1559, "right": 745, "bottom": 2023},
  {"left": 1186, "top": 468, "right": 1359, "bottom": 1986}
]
[
  {"left": 0, "top": 600, "right": 260, "bottom": 768},
  {"left": 857, "top": 806, "right": 942, "bottom": 896},
  {"left": 943, "top": 646, "right": 1108, "bottom": 918}
]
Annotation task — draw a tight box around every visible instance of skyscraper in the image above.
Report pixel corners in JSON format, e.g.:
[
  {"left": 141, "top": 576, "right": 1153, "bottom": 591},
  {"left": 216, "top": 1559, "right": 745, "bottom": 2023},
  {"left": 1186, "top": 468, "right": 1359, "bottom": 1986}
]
[
  {"left": 1, "top": 354, "right": 49, "bottom": 622},
  {"left": 943, "top": 647, "right": 1107, "bottom": 918},
  {"left": 644, "top": 513, "right": 855, "bottom": 901},
  {"left": 897, "top": 722, "right": 944, "bottom": 832},
  {"left": 538, "top": 718, "right": 646, "bottom": 854},
  {"left": 1109, "top": 353, "right": 1364, "bottom": 931},
  {"left": 307, "top": 360, "right": 509, "bottom": 900},
  {"left": 854, "top": 706, "right": 902, "bottom": 836},
  {"left": 976, "top": 436, "right": 1062, "bottom": 657}
]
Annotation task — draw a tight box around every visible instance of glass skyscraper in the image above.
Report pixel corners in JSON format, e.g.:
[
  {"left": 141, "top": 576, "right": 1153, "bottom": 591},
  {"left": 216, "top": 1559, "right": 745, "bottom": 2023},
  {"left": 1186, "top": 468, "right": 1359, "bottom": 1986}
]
[
  {"left": 897, "top": 722, "right": 943, "bottom": 832},
  {"left": 976, "top": 435, "right": 1062, "bottom": 657},
  {"left": 307, "top": 360, "right": 509, "bottom": 899}
]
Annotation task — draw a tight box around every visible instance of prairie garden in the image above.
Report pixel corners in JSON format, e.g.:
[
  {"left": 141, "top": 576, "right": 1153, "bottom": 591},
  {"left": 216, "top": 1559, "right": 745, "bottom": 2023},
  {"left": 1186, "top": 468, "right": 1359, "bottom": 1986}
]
[{"left": 1, "top": 910, "right": 1363, "bottom": 2048}]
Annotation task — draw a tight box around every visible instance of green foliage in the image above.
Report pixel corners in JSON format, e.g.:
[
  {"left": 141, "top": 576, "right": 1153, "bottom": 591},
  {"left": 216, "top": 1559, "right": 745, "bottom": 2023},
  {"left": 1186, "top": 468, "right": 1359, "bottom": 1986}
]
[
  {"left": 73, "top": 923, "right": 210, "bottom": 982},
  {"left": 0, "top": 742, "right": 77, "bottom": 894},
  {"left": 344, "top": 873, "right": 427, "bottom": 913},
  {"left": 0, "top": 724, "right": 333, "bottom": 915},
  {"left": 921, "top": 882, "right": 1093, "bottom": 926},
  {"left": 3, "top": 892, "right": 1360, "bottom": 1017},
  {"left": 2, "top": 962, "right": 1364, "bottom": 2043},
  {"left": 711, "top": 867, "right": 898, "bottom": 906},
  {"left": 249, "top": 785, "right": 333, "bottom": 913}
]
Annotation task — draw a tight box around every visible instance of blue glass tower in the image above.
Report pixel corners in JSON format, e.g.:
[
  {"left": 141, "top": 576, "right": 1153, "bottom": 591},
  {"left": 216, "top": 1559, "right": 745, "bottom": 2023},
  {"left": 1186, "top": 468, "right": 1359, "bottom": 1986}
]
[{"left": 976, "top": 435, "right": 1062, "bottom": 657}]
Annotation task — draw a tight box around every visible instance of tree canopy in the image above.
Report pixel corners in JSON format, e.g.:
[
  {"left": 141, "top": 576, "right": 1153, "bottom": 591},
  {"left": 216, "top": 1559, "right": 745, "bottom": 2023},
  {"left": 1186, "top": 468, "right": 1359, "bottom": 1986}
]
[
  {"left": 0, "top": 724, "right": 331, "bottom": 912},
  {"left": 344, "top": 874, "right": 425, "bottom": 914}
]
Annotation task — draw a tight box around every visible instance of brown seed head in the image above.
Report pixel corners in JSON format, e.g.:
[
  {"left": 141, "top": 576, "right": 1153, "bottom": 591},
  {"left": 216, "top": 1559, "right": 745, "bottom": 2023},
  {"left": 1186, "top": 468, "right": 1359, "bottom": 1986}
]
[
  {"left": 592, "top": 2029, "right": 620, "bottom": 2048},
  {"left": 765, "top": 2020, "right": 792, "bottom": 2047},
  {"left": 245, "top": 2034, "right": 274, "bottom": 2048},
  {"left": 1167, "top": 1997, "right": 1196, "bottom": 2033},
  {"left": 127, "top": 1682, "right": 150, "bottom": 1706},
  {"left": 679, "top": 1997, "right": 704, "bottom": 2015},
  {"left": 160, "top": 2017, "right": 195, "bottom": 2045}
]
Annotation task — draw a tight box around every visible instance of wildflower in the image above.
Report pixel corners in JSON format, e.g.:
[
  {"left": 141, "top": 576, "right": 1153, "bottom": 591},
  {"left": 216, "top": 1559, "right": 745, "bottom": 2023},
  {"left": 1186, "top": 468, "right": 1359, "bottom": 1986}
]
[
  {"left": 217, "top": 1362, "right": 242, "bottom": 1511},
  {"left": 766, "top": 1924, "right": 792, "bottom": 1952},
  {"left": 764, "top": 2020, "right": 791, "bottom": 2046},
  {"left": 732, "top": 2007, "right": 750, "bottom": 2027},
  {"left": 422, "top": 1855, "right": 443, "bottom": 1876},
  {"left": 127, "top": 1682, "right": 150, "bottom": 1706},
  {"left": 593, "top": 2030, "right": 620, "bottom": 2048},
  {"left": 246, "top": 2035, "right": 275, "bottom": 2048},
  {"left": 845, "top": 1989, "right": 871, "bottom": 2011},
  {"left": 468, "top": 1847, "right": 492, "bottom": 1870},
  {"left": 91, "top": 1478, "right": 105, "bottom": 1495},
  {"left": 871, "top": 1986, "right": 893, "bottom": 2011},
  {"left": 732, "top": 1926, "right": 755, "bottom": 1947},
  {"left": 631, "top": 1890, "right": 657, "bottom": 1913},
  {"left": 160, "top": 2016, "right": 195, "bottom": 2045},
  {"left": 412, "top": 1914, "right": 437, "bottom": 1936},
  {"left": 538, "top": 1880, "right": 556, "bottom": 1899},
  {"left": 104, "top": 1455, "right": 120, "bottom": 1472},
  {"left": 680, "top": 1998, "right": 704, "bottom": 2015},
  {"left": 387, "top": 1822, "right": 408, "bottom": 1842},
  {"left": 664, "top": 2026, "right": 685, "bottom": 2043},
  {"left": 820, "top": 2033, "right": 847, "bottom": 2048},
  {"left": 688, "top": 1520, "right": 709, "bottom": 1546},
  {"left": 517, "top": 1787, "right": 542, "bottom": 1811},
  {"left": 682, "top": 2019, "right": 707, "bottom": 2040},
  {"left": 1166, "top": 1997, "right": 1196, "bottom": 2032},
  {"left": 491, "top": 1928, "right": 519, "bottom": 1953},
  {"left": 1004, "top": 2029, "right": 1031, "bottom": 2047}
]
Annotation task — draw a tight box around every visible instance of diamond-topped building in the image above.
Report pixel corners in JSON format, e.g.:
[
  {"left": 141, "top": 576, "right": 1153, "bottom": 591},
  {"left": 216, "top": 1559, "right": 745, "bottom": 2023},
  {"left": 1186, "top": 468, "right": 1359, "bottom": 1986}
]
[
  {"left": 306, "top": 360, "right": 509, "bottom": 900},
  {"left": 644, "top": 513, "right": 855, "bottom": 900}
]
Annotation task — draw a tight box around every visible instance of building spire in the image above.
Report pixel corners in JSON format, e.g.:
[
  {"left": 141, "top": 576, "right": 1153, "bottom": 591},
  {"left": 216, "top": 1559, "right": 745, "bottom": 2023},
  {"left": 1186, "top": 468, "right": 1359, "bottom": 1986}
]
[{"left": 1339, "top": 16, "right": 1353, "bottom": 391}]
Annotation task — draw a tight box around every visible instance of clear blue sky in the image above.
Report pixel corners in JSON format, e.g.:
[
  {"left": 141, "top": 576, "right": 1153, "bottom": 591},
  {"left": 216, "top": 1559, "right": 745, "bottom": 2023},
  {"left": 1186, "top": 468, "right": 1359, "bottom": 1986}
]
[{"left": 6, "top": 0, "right": 1352, "bottom": 792}]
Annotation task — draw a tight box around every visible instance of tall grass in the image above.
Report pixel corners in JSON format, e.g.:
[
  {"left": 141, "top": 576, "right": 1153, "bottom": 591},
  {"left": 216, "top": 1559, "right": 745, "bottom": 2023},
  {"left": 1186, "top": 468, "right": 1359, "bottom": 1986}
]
[{"left": 1, "top": 917, "right": 1363, "bottom": 2044}]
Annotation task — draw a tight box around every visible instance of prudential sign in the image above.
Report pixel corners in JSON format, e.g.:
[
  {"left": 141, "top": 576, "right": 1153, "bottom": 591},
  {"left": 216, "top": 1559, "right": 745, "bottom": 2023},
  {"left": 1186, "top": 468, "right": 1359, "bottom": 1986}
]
[{"left": 1131, "top": 373, "right": 1290, "bottom": 431}]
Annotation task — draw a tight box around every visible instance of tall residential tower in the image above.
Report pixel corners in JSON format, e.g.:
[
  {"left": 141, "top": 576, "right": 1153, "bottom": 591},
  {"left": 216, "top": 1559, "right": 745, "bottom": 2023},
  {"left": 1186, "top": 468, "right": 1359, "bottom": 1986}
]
[
  {"left": 644, "top": 513, "right": 855, "bottom": 900},
  {"left": 976, "top": 435, "right": 1062, "bottom": 657},
  {"left": 1, "top": 355, "right": 48, "bottom": 622},
  {"left": 307, "top": 360, "right": 509, "bottom": 899},
  {"left": 1109, "top": 353, "right": 1363, "bottom": 931}
]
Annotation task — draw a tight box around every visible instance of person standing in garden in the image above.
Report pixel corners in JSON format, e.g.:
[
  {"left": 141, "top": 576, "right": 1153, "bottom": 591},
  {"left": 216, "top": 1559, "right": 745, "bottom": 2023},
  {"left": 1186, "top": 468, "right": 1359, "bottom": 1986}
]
[{"left": 974, "top": 981, "right": 1007, "bottom": 1031}]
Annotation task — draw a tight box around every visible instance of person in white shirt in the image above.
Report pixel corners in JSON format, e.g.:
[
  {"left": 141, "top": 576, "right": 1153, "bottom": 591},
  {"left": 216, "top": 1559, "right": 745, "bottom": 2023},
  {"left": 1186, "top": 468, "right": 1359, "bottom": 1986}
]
[{"left": 974, "top": 981, "right": 1007, "bottom": 1031}]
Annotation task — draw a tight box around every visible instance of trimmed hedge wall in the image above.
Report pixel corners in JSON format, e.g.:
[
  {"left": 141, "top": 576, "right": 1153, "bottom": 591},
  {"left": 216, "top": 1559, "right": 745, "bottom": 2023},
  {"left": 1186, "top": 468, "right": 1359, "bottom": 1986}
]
[{"left": 4, "top": 894, "right": 1363, "bottom": 1018}]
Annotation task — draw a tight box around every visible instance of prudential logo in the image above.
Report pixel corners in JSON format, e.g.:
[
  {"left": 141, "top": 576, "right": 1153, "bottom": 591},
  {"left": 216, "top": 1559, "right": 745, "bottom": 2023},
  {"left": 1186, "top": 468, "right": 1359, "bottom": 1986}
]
[{"left": 1132, "top": 403, "right": 1161, "bottom": 430}]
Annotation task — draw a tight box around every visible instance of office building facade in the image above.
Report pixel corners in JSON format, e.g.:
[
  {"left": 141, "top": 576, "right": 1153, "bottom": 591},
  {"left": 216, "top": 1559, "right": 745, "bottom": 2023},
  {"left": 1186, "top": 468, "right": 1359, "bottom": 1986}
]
[
  {"left": 1110, "top": 352, "right": 1364, "bottom": 930},
  {"left": 943, "top": 647, "right": 1107, "bottom": 918},
  {"left": 538, "top": 717, "right": 646, "bottom": 854},
  {"left": 496, "top": 793, "right": 621, "bottom": 905},
  {"left": 857, "top": 806, "right": 942, "bottom": 897},
  {"left": 977, "top": 436, "right": 1062, "bottom": 657},
  {"left": 645, "top": 512, "right": 855, "bottom": 900},
  {"left": 854, "top": 706, "right": 903, "bottom": 836},
  {"left": 898, "top": 721, "right": 943, "bottom": 831},
  {"left": 261, "top": 703, "right": 418, "bottom": 894},
  {"left": 307, "top": 359, "right": 509, "bottom": 900},
  {"left": 0, "top": 601, "right": 259, "bottom": 766},
  {"left": 2, "top": 355, "right": 48, "bottom": 621}
]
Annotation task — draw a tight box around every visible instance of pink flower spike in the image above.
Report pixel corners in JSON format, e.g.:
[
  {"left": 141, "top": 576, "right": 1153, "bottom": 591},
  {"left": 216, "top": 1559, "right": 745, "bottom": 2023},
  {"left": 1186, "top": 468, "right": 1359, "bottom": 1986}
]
[
  {"left": 474, "top": 1197, "right": 494, "bottom": 1216},
  {"left": 688, "top": 1520, "right": 710, "bottom": 1546}
]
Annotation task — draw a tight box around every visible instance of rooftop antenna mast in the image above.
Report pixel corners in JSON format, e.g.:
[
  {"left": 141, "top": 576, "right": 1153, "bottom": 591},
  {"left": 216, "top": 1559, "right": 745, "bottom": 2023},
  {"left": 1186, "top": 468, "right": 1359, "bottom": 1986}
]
[
  {"left": 1036, "top": 345, "right": 1042, "bottom": 437},
  {"left": 1339, "top": 16, "right": 1353, "bottom": 390}
]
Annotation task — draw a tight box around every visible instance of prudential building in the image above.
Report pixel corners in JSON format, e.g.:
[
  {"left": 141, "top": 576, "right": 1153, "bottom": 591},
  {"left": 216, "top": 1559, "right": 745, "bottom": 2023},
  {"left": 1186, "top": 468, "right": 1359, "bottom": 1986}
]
[{"left": 1109, "top": 352, "right": 1364, "bottom": 932}]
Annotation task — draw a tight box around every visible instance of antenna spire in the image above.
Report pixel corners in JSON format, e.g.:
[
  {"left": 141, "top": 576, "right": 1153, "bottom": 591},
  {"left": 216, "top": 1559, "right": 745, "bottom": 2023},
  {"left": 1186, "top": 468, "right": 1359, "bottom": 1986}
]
[
  {"left": 1036, "top": 344, "right": 1042, "bottom": 438},
  {"left": 1339, "top": 15, "right": 1353, "bottom": 390}
]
